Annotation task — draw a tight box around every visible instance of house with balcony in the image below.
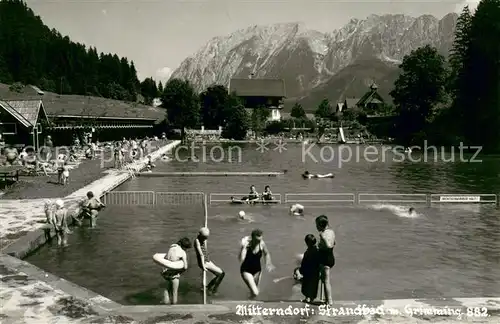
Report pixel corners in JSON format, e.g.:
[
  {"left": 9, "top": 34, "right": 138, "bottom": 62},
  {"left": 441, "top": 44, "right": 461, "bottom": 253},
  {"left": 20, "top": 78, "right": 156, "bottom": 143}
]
[{"left": 229, "top": 78, "right": 286, "bottom": 122}]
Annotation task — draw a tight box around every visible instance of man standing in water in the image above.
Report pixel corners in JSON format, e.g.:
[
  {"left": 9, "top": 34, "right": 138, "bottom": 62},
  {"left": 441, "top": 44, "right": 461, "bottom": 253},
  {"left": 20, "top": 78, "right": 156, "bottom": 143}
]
[
  {"left": 315, "top": 215, "right": 336, "bottom": 305},
  {"left": 82, "top": 191, "right": 105, "bottom": 228},
  {"left": 194, "top": 227, "right": 225, "bottom": 295}
]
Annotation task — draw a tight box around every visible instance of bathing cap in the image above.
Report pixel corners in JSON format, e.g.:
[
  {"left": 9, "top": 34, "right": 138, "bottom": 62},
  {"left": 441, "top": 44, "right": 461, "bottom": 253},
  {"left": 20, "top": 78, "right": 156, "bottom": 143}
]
[
  {"left": 55, "top": 199, "right": 64, "bottom": 208},
  {"left": 238, "top": 211, "right": 245, "bottom": 218},
  {"left": 199, "top": 227, "right": 210, "bottom": 237}
]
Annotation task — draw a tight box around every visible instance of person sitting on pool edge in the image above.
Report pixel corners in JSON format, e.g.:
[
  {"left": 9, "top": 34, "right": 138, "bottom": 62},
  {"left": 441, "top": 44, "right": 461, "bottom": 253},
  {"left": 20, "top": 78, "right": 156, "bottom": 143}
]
[
  {"left": 145, "top": 155, "right": 155, "bottom": 172},
  {"left": 162, "top": 237, "right": 192, "bottom": 304},
  {"left": 262, "top": 185, "right": 273, "bottom": 201},
  {"left": 233, "top": 186, "right": 260, "bottom": 203},
  {"left": 302, "top": 171, "right": 335, "bottom": 179},
  {"left": 194, "top": 227, "right": 225, "bottom": 295}
]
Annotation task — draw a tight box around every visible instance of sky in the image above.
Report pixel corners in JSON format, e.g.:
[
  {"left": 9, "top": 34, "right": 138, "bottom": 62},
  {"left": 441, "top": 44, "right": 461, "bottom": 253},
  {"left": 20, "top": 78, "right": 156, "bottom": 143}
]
[{"left": 25, "top": 0, "right": 480, "bottom": 82}]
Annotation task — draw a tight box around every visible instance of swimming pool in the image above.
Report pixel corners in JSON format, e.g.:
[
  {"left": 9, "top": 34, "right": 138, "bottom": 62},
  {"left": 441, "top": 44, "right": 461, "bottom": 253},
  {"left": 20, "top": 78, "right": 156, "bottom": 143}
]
[{"left": 25, "top": 144, "right": 500, "bottom": 304}]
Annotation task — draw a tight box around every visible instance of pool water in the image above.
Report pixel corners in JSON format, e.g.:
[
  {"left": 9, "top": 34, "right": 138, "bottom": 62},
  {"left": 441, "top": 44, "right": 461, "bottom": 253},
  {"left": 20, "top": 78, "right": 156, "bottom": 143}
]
[{"left": 25, "top": 144, "right": 500, "bottom": 304}]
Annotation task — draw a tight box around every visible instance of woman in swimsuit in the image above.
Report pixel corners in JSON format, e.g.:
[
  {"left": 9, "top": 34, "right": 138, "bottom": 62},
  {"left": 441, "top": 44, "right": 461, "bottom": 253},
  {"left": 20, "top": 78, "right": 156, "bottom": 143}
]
[
  {"left": 315, "top": 215, "right": 336, "bottom": 305},
  {"left": 262, "top": 185, "right": 273, "bottom": 201},
  {"left": 239, "top": 229, "right": 275, "bottom": 298}
]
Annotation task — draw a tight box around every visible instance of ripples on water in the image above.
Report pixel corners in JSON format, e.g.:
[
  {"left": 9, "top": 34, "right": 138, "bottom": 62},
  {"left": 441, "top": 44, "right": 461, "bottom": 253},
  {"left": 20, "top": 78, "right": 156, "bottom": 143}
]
[{"left": 25, "top": 145, "right": 500, "bottom": 304}]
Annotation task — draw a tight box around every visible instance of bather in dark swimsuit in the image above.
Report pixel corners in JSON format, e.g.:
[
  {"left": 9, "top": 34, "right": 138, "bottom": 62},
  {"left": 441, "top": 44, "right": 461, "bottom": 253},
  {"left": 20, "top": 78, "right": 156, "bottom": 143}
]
[
  {"left": 240, "top": 244, "right": 263, "bottom": 275},
  {"left": 318, "top": 247, "right": 335, "bottom": 268},
  {"left": 262, "top": 192, "right": 273, "bottom": 200}
]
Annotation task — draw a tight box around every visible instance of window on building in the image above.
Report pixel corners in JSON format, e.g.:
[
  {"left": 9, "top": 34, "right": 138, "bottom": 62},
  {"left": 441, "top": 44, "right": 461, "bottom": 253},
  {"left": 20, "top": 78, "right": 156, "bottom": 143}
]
[{"left": 0, "top": 122, "right": 17, "bottom": 135}]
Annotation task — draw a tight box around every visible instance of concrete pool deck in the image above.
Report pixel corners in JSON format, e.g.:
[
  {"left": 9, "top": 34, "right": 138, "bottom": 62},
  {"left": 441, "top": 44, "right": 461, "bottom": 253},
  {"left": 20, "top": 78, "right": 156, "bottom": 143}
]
[{"left": 1, "top": 139, "right": 499, "bottom": 323}]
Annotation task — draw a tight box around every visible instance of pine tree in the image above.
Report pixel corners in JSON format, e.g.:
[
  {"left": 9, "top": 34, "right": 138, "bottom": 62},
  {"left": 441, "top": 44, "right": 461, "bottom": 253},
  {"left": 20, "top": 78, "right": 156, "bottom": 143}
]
[
  {"left": 290, "top": 102, "right": 306, "bottom": 119},
  {"left": 456, "top": 0, "right": 500, "bottom": 151},
  {"left": 158, "top": 81, "right": 163, "bottom": 93},
  {"left": 448, "top": 6, "right": 473, "bottom": 97},
  {"left": 315, "top": 99, "right": 332, "bottom": 120},
  {"left": 0, "top": 0, "right": 142, "bottom": 102}
]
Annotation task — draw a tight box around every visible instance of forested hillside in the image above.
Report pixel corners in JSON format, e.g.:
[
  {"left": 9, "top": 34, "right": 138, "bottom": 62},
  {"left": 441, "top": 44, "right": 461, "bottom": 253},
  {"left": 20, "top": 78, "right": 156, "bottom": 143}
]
[{"left": 0, "top": 0, "right": 160, "bottom": 104}]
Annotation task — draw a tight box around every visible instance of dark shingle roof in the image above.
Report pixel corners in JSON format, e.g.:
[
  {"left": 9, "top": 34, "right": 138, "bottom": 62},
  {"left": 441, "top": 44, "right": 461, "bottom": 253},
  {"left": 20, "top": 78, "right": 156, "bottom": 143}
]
[
  {"left": 0, "top": 83, "right": 165, "bottom": 121},
  {"left": 229, "top": 79, "right": 286, "bottom": 97},
  {"left": 5, "top": 100, "right": 45, "bottom": 126},
  {"left": 0, "top": 100, "right": 32, "bottom": 127}
]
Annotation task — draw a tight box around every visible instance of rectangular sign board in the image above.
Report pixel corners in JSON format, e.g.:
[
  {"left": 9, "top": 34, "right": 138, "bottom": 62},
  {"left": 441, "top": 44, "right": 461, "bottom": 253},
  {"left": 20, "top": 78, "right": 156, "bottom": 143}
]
[{"left": 439, "top": 196, "right": 480, "bottom": 202}]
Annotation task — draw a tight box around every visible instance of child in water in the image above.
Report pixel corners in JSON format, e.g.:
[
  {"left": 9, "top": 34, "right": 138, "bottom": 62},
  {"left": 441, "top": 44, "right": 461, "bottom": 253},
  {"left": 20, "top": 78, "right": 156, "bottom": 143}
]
[
  {"left": 296, "top": 234, "right": 321, "bottom": 303},
  {"left": 162, "top": 237, "right": 192, "bottom": 304}
]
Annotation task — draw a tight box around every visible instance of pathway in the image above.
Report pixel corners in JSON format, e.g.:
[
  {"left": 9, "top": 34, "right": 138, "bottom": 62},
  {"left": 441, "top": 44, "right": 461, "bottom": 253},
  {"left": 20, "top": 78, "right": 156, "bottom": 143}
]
[{"left": 0, "top": 141, "right": 180, "bottom": 250}]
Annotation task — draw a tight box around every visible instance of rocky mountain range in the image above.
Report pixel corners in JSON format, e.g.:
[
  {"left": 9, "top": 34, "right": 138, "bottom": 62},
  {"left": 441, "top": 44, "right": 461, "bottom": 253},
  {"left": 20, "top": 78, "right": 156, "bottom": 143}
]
[{"left": 171, "top": 13, "right": 458, "bottom": 111}]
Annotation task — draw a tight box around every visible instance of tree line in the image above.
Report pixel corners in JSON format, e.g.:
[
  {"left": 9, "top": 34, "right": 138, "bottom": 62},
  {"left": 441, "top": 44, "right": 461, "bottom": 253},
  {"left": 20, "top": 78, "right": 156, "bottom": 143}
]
[
  {"left": 291, "top": 1, "right": 500, "bottom": 152},
  {"left": 147, "top": 0, "right": 500, "bottom": 151},
  {"left": 0, "top": 0, "right": 162, "bottom": 104},
  {"left": 383, "top": 1, "right": 499, "bottom": 151}
]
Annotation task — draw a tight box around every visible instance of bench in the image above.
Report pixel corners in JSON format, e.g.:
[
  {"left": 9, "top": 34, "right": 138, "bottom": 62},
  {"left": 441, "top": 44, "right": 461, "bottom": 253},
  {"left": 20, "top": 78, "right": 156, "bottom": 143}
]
[{"left": 0, "top": 166, "right": 23, "bottom": 182}]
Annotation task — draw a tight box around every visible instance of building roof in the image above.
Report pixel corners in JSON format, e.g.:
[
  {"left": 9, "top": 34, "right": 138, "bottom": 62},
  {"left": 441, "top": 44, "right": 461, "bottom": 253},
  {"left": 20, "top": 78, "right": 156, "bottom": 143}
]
[
  {"left": 0, "top": 100, "right": 32, "bottom": 128},
  {"left": 357, "top": 86, "right": 385, "bottom": 107},
  {"left": 280, "top": 112, "right": 315, "bottom": 120},
  {"left": 0, "top": 83, "right": 165, "bottom": 121},
  {"left": 229, "top": 78, "right": 286, "bottom": 97},
  {"left": 344, "top": 98, "right": 361, "bottom": 108},
  {"left": 5, "top": 100, "right": 47, "bottom": 126}
]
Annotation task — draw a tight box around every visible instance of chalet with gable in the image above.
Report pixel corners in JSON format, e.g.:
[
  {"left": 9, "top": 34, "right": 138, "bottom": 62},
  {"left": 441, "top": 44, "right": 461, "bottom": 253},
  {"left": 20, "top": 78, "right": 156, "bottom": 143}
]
[
  {"left": 0, "top": 99, "right": 49, "bottom": 150},
  {"left": 229, "top": 78, "right": 286, "bottom": 121},
  {"left": 336, "top": 84, "right": 385, "bottom": 114},
  {"left": 0, "top": 83, "right": 165, "bottom": 146}
]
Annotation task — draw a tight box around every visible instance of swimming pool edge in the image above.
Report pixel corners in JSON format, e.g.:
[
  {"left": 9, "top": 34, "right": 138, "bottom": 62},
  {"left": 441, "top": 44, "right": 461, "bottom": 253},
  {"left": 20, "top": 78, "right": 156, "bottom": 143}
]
[
  {"left": 0, "top": 140, "right": 181, "bottom": 259},
  {"left": 1, "top": 249, "right": 499, "bottom": 321}
]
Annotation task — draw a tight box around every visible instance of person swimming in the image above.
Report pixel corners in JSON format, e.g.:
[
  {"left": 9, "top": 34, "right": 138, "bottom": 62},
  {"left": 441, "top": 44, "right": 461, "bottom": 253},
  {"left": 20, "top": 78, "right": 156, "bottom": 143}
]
[
  {"left": 238, "top": 210, "right": 246, "bottom": 219},
  {"left": 408, "top": 207, "right": 416, "bottom": 216},
  {"left": 302, "top": 171, "right": 335, "bottom": 179},
  {"left": 262, "top": 186, "right": 273, "bottom": 201},
  {"left": 290, "top": 204, "right": 304, "bottom": 216}
]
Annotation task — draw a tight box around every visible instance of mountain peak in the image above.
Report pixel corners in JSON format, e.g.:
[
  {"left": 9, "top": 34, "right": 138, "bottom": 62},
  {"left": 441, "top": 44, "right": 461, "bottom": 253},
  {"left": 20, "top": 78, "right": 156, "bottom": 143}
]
[{"left": 170, "top": 13, "right": 456, "bottom": 105}]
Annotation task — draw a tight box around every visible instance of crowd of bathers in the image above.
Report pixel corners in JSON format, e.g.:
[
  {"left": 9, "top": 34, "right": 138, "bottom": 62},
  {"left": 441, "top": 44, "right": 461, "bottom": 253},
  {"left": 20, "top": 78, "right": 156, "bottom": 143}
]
[{"left": 156, "top": 214, "right": 336, "bottom": 305}]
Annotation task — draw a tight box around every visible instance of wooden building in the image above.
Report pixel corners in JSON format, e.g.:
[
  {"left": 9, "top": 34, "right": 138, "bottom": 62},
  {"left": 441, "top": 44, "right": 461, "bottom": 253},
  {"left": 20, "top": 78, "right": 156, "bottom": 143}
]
[
  {"left": 0, "top": 100, "right": 49, "bottom": 150},
  {"left": 0, "top": 83, "right": 165, "bottom": 146},
  {"left": 336, "top": 84, "right": 386, "bottom": 114},
  {"left": 229, "top": 78, "right": 286, "bottom": 121}
]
